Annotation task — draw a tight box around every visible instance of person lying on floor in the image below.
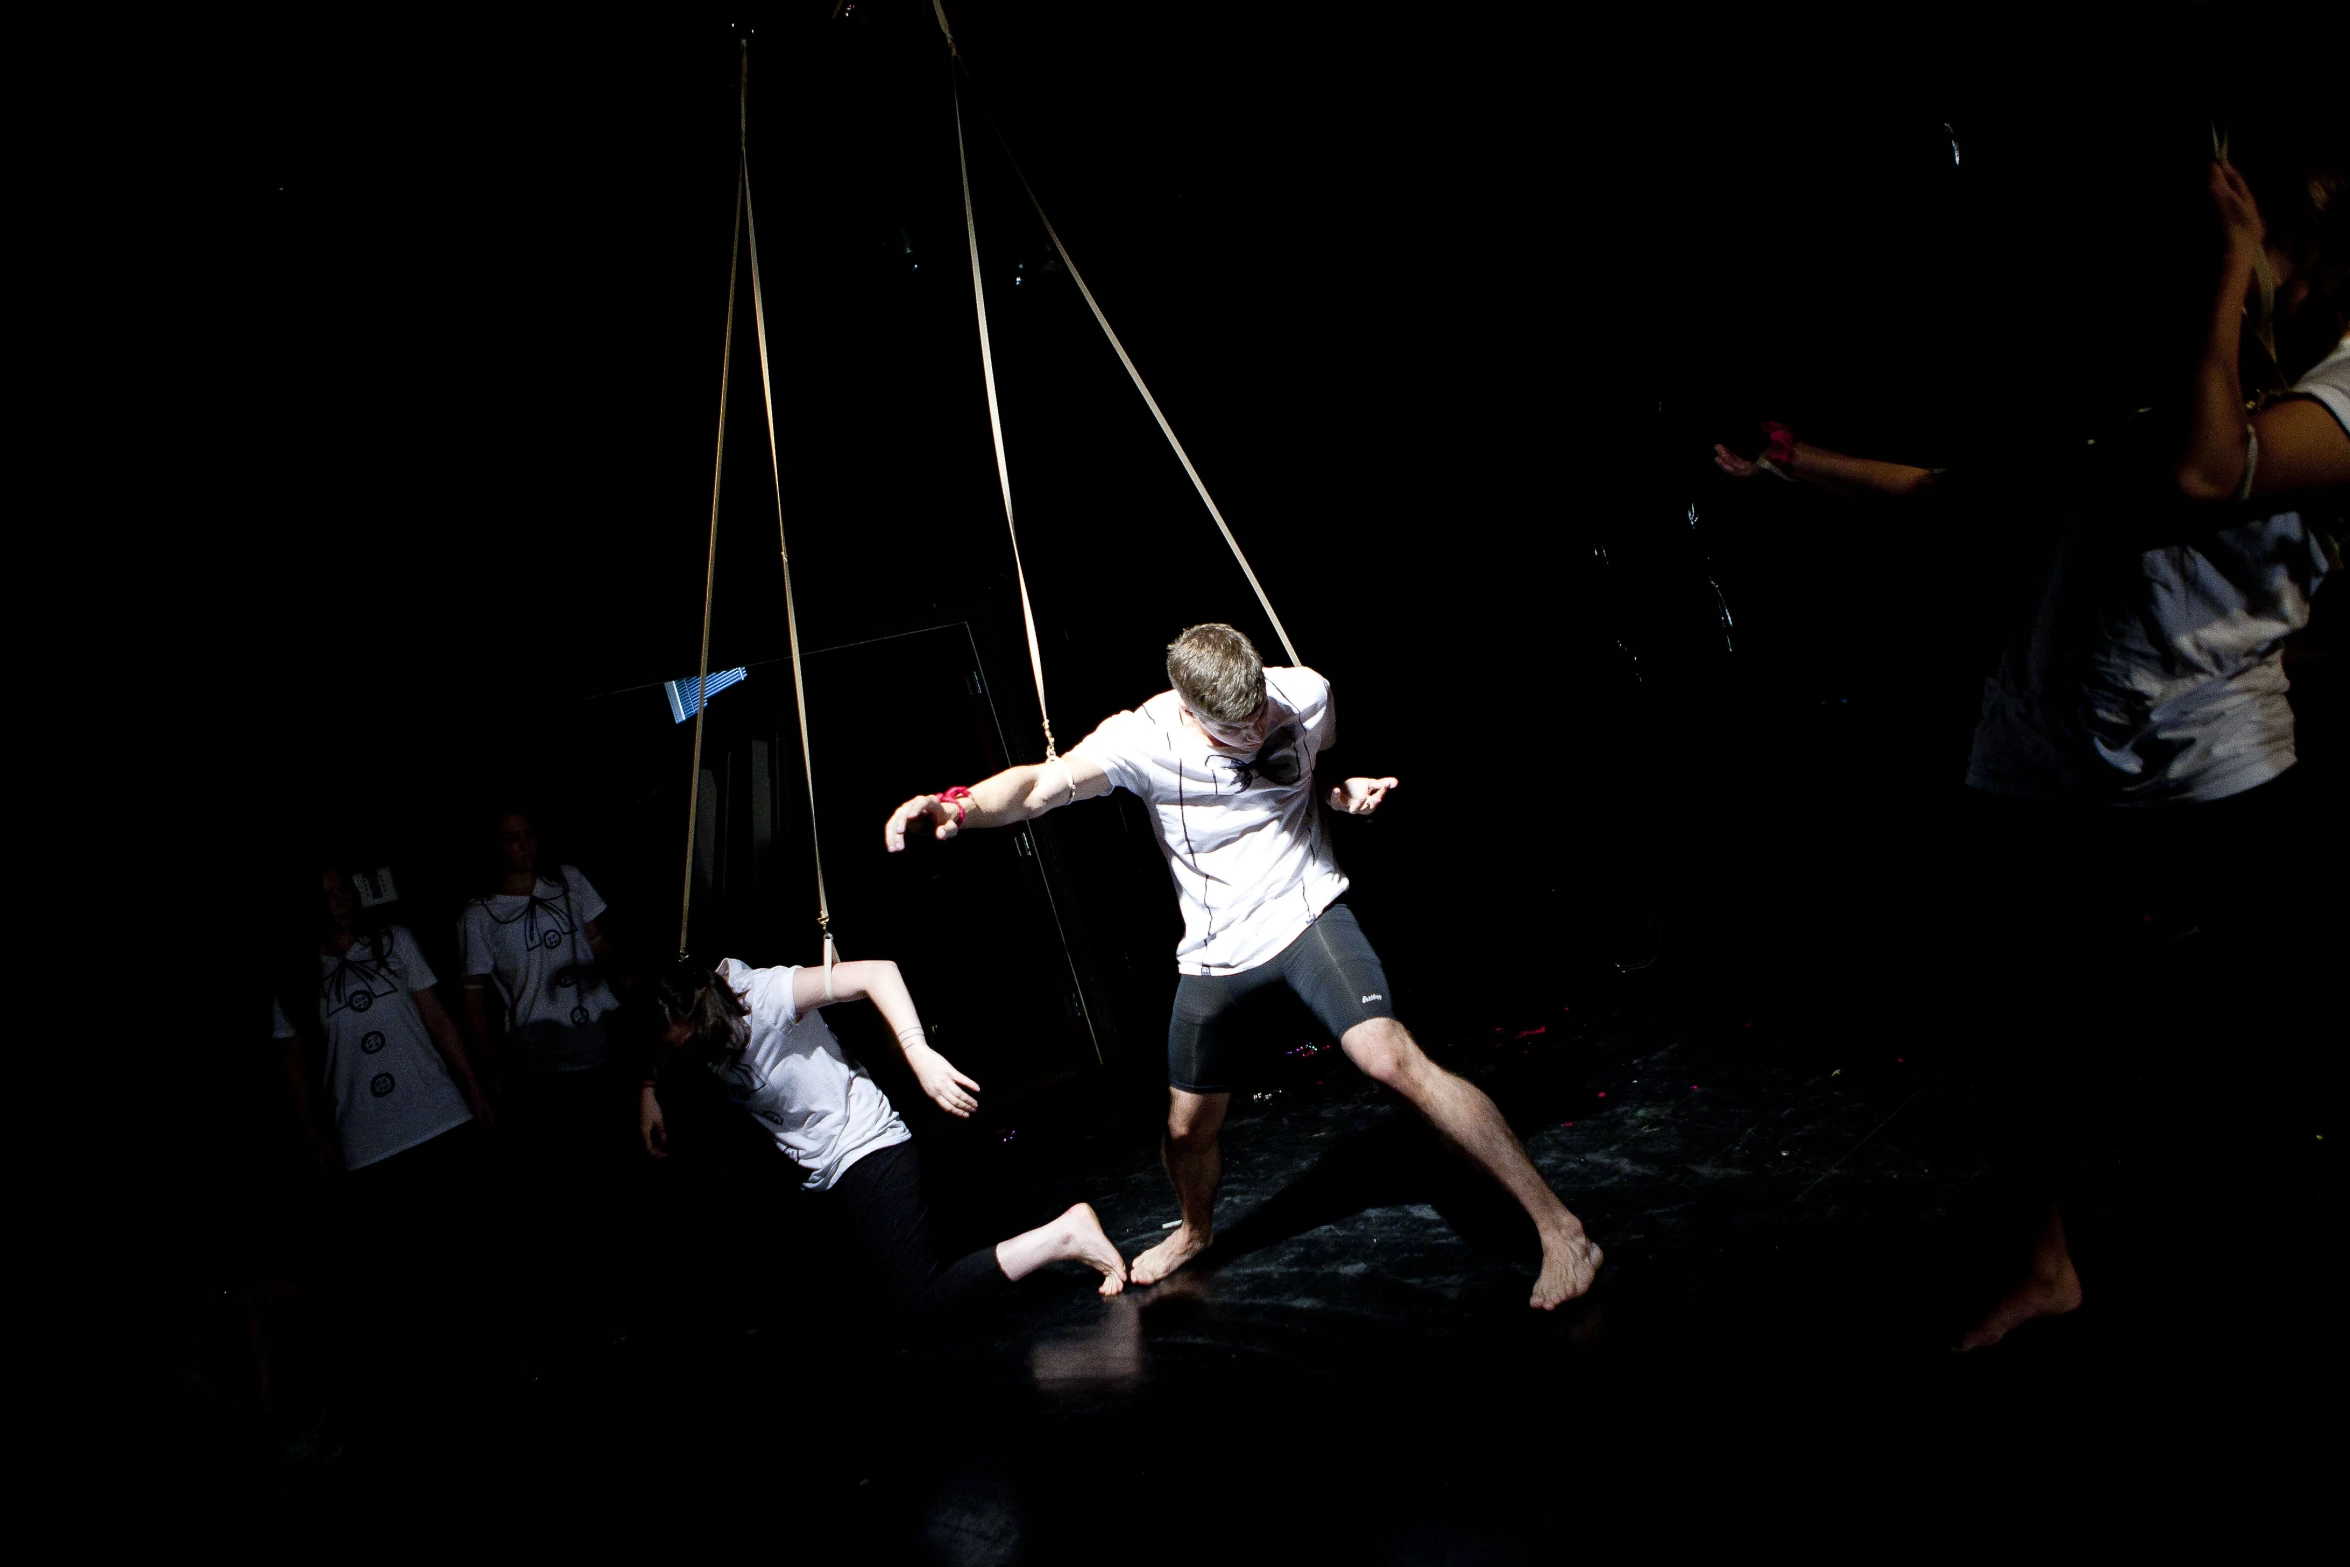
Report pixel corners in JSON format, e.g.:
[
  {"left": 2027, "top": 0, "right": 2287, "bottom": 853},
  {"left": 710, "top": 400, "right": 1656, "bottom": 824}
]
[
  {"left": 633, "top": 953, "right": 1127, "bottom": 1316},
  {"left": 885, "top": 622, "right": 1604, "bottom": 1310}
]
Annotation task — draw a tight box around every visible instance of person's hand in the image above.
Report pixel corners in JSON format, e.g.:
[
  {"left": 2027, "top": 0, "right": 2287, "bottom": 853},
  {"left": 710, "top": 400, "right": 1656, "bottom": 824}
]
[
  {"left": 905, "top": 1044, "right": 982, "bottom": 1118},
  {"left": 1716, "top": 420, "right": 1797, "bottom": 480},
  {"left": 639, "top": 1087, "right": 669, "bottom": 1159},
  {"left": 884, "top": 794, "right": 962, "bottom": 853},
  {"left": 1713, "top": 442, "right": 1766, "bottom": 478},
  {"left": 468, "top": 1093, "right": 499, "bottom": 1135},
  {"left": 1328, "top": 776, "right": 1398, "bottom": 815},
  {"left": 2210, "top": 158, "right": 2265, "bottom": 261}
]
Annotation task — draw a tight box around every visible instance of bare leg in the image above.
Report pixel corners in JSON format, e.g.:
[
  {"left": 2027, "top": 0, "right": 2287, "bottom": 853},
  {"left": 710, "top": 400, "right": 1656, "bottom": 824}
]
[
  {"left": 994, "top": 1203, "right": 1129, "bottom": 1297},
  {"left": 1341, "top": 1018, "right": 1603, "bottom": 1309},
  {"left": 1129, "top": 1088, "right": 1228, "bottom": 1286},
  {"left": 1954, "top": 1200, "right": 2082, "bottom": 1352}
]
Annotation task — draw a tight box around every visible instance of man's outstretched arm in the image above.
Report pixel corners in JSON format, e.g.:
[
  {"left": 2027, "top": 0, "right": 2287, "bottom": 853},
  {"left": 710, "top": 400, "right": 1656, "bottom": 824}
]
[{"left": 883, "top": 753, "right": 1112, "bottom": 852}]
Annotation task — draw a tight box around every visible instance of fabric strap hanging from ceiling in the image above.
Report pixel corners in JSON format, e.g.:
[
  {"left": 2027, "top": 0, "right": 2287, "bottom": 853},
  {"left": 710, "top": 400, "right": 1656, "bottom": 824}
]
[
  {"left": 951, "top": 77, "right": 1061, "bottom": 760},
  {"left": 678, "top": 41, "right": 836, "bottom": 974},
  {"left": 930, "top": 2, "right": 1302, "bottom": 673}
]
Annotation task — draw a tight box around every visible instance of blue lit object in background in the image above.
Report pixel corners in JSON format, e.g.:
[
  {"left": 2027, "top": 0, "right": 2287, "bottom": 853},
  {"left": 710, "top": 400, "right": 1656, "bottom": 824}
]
[{"left": 665, "top": 667, "right": 747, "bottom": 723}]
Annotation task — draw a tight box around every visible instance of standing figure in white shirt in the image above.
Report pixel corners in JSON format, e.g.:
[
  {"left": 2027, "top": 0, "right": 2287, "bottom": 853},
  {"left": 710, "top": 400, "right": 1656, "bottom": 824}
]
[
  {"left": 456, "top": 809, "right": 630, "bottom": 1362},
  {"left": 885, "top": 623, "right": 1604, "bottom": 1310},
  {"left": 457, "top": 810, "right": 622, "bottom": 1091},
  {"left": 276, "top": 865, "right": 495, "bottom": 1177},
  {"left": 1712, "top": 155, "right": 2349, "bottom": 1349},
  {"left": 635, "top": 955, "right": 1128, "bottom": 1315},
  {"left": 272, "top": 863, "right": 497, "bottom": 1433}
]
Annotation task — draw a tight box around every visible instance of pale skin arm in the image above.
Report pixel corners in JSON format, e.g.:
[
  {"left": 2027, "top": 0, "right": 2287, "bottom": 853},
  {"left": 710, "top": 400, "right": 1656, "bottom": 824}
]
[
  {"left": 1713, "top": 439, "right": 1940, "bottom": 506},
  {"left": 414, "top": 986, "right": 497, "bottom": 1131},
  {"left": 2176, "top": 160, "right": 2350, "bottom": 503},
  {"left": 884, "top": 753, "right": 1113, "bottom": 851},
  {"left": 791, "top": 958, "right": 982, "bottom": 1118},
  {"left": 1718, "top": 162, "right": 2347, "bottom": 510},
  {"left": 638, "top": 1076, "right": 669, "bottom": 1159}
]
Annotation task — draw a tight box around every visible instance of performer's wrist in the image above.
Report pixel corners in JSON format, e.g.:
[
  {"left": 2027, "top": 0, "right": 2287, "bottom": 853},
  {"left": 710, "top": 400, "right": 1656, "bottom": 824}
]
[{"left": 938, "top": 786, "right": 973, "bottom": 824}]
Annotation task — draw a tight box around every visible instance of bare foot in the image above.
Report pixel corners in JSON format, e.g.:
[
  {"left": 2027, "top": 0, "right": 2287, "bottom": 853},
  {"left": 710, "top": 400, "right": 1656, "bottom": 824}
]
[
  {"left": 1532, "top": 1224, "right": 1604, "bottom": 1310},
  {"left": 1059, "top": 1204, "right": 1129, "bottom": 1298},
  {"left": 1954, "top": 1256, "right": 2082, "bottom": 1352},
  {"left": 1129, "top": 1224, "right": 1211, "bottom": 1286}
]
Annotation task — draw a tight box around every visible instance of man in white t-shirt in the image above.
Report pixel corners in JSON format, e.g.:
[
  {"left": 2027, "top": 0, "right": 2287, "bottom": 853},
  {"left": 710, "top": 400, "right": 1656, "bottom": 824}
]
[{"left": 886, "top": 623, "right": 1604, "bottom": 1310}]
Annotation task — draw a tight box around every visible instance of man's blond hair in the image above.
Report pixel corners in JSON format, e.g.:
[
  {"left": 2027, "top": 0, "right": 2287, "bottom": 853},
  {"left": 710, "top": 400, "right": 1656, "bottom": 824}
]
[{"left": 1166, "top": 623, "right": 1266, "bottom": 723}]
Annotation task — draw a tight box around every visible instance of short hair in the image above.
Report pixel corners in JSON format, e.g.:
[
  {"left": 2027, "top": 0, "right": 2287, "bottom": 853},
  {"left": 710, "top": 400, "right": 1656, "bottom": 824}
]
[{"left": 1166, "top": 623, "right": 1266, "bottom": 723}]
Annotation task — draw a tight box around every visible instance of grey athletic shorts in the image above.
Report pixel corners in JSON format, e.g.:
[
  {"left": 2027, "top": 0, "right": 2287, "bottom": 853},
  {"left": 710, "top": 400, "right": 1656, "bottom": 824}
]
[{"left": 1166, "top": 902, "right": 1395, "bottom": 1094}]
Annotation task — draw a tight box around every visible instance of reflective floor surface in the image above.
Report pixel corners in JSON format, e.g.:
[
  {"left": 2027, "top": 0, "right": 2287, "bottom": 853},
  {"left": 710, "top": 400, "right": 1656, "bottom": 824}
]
[{"left": 88, "top": 971, "right": 2337, "bottom": 1558}]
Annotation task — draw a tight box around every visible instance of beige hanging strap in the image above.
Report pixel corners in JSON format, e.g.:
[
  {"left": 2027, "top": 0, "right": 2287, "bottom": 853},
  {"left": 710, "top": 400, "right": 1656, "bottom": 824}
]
[
  {"left": 679, "top": 45, "right": 750, "bottom": 962},
  {"left": 951, "top": 72, "right": 1058, "bottom": 758},
  {"left": 743, "top": 158, "right": 838, "bottom": 972},
  {"left": 1001, "top": 142, "right": 1299, "bottom": 668},
  {"left": 930, "top": 4, "right": 1299, "bottom": 669}
]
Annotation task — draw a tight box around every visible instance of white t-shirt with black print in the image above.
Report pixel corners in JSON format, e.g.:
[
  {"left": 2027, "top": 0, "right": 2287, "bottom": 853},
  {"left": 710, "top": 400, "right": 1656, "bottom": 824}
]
[
  {"left": 704, "top": 958, "right": 909, "bottom": 1192},
  {"left": 272, "top": 924, "right": 474, "bottom": 1172},
  {"left": 1071, "top": 666, "right": 1348, "bottom": 975},
  {"left": 458, "top": 866, "right": 619, "bottom": 1073}
]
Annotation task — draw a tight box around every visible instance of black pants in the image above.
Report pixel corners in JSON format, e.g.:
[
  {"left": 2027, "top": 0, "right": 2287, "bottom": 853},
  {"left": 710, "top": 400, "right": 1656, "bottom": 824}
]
[{"left": 825, "top": 1139, "right": 1012, "bottom": 1322}]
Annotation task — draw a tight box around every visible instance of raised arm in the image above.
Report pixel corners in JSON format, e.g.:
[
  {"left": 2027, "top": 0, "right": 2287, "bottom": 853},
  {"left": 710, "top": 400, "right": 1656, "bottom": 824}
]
[
  {"left": 2176, "top": 161, "right": 2350, "bottom": 503},
  {"left": 790, "top": 958, "right": 982, "bottom": 1118},
  {"left": 883, "top": 753, "right": 1110, "bottom": 853}
]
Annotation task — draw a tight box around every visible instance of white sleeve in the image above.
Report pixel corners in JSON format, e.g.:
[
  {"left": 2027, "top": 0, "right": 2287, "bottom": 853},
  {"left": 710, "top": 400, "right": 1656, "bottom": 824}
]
[
  {"left": 457, "top": 906, "right": 495, "bottom": 978},
  {"left": 389, "top": 926, "right": 440, "bottom": 992},
  {"left": 1069, "top": 708, "right": 1154, "bottom": 797},
  {"left": 1273, "top": 667, "right": 1337, "bottom": 752},
  {"left": 730, "top": 959, "right": 800, "bottom": 1032},
  {"left": 565, "top": 866, "right": 609, "bottom": 925},
  {"left": 2292, "top": 341, "right": 2350, "bottom": 438},
  {"left": 270, "top": 998, "right": 298, "bottom": 1040}
]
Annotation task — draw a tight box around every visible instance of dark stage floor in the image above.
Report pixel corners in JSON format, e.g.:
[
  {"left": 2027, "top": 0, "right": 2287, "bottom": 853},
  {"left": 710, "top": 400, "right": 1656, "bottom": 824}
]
[{"left": 111, "top": 968, "right": 2335, "bottom": 1558}]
